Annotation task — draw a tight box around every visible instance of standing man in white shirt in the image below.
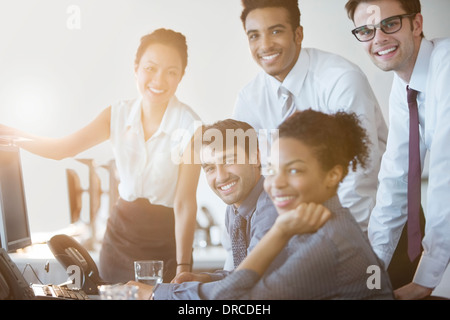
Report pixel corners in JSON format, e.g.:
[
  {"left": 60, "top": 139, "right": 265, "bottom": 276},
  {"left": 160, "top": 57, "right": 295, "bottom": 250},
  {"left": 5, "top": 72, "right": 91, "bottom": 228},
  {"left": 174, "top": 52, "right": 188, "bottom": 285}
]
[
  {"left": 233, "top": 0, "right": 388, "bottom": 233},
  {"left": 346, "top": 0, "right": 450, "bottom": 300}
]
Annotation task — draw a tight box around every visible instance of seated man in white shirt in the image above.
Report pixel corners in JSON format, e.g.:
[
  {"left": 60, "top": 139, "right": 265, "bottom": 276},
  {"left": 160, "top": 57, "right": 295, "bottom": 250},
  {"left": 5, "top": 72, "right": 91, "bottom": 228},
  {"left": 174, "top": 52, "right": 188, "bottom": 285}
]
[
  {"left": 346, "top": 0, "right": 450, "bottom": 300},
  {"left": 233, "top": 0, "right": 388, "bottom": 233}
]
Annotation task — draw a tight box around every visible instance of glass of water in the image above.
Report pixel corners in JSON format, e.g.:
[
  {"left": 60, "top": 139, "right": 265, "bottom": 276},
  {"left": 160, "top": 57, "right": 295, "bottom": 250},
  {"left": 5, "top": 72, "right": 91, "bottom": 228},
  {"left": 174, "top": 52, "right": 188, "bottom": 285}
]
[{"left": 134, "top": 260, "right": 164, "bottom": 285}]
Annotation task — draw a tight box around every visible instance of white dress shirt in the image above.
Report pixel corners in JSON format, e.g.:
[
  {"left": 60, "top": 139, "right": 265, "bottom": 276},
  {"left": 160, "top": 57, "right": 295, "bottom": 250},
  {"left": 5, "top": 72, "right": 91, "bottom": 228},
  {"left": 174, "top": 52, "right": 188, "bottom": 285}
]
[
  {"left": 369, "top": 38, "right": 450, "bottom": 289},
  {"left": 109, "top": 96, "right": 201, "bottom": 207},
  {"left": 233, "top": 48, "right": 388, "bottom": 232}
]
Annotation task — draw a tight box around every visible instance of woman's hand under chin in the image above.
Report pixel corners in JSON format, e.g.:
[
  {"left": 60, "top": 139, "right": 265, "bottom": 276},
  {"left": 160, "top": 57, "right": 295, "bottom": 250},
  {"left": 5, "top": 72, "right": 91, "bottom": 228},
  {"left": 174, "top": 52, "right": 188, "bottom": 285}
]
[{"left": 274, "top": 202, "right": 332, "bottom": 238}]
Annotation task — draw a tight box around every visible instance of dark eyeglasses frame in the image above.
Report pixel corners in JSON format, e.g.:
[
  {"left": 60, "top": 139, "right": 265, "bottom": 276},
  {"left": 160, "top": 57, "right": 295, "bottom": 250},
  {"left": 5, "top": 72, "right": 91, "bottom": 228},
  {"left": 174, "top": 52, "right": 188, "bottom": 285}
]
[{"left": 351, "top": 13, "right": 417, "bottom": 42}]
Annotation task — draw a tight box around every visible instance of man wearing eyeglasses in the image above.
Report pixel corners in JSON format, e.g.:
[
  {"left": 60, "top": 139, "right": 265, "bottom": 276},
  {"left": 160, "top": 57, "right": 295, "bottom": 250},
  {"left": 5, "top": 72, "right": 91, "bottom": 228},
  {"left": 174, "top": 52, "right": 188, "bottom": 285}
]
[
  {"left": 346, "top": 0, "right": 450, "bottom": 300},
  {"left": 233, "top": 0, "right": 388, "bottom": 235}
]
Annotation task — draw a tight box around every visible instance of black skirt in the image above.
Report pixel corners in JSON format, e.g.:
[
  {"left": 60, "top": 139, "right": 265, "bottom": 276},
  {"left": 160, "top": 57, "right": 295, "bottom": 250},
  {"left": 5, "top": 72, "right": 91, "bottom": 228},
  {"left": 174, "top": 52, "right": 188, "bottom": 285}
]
[{"left": 99, "top": 197, "right": 176, "bottom": 284}]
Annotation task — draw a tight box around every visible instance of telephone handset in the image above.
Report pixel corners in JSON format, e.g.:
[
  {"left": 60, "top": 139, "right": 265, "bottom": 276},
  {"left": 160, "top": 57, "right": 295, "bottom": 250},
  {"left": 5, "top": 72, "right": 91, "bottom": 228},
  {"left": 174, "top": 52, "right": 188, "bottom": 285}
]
[{"left": 47, "top": 234, "right": 108, "bottom": 295}]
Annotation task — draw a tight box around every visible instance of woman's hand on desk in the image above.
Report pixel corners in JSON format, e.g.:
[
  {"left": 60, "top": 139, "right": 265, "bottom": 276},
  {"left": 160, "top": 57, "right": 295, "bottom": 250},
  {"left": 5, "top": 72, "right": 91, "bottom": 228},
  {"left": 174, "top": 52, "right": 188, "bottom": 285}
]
[{"left": 126, "top": 281, "right": 154, "bottom": 300}]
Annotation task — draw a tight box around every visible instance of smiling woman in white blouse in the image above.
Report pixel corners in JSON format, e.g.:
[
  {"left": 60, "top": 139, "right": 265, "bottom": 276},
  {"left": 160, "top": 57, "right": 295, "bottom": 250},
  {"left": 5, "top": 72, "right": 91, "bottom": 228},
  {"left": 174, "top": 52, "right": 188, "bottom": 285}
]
[{"left": 0, "top": 28, "right": 202, "bottom": 283}]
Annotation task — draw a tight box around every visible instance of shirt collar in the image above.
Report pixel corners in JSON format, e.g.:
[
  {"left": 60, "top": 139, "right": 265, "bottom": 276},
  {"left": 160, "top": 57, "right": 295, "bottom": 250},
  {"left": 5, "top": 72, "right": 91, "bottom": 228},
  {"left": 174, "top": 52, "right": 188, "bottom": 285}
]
[
  {"left": 266, "top": 49, "right": 309, "bottom": 98},
  {"left": 233, "top": 176, "right": 265, "bottom": 220},
  {"left": 125, "top": 95, "right": 180, "bottom": 135},
  {"left": 409, "top": 38, "right": 433, "bottom": 93}
]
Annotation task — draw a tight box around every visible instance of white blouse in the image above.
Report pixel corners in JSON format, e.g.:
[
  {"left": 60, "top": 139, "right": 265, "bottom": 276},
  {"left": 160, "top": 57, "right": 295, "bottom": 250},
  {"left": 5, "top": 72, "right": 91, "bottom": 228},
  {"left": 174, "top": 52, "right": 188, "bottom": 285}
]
[{"left": 110, "top": 96, "right": 202, "bottom": 207}]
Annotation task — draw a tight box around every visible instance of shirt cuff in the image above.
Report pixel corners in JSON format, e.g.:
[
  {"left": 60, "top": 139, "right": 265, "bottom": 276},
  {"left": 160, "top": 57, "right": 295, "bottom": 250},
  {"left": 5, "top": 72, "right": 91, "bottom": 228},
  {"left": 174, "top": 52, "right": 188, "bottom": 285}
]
[
  {"left": 413, "top": 254, "right": 448, "bottom": 289},
  {"left": 152, "top": 283, "right": 171, "bottom": 300},
  {"left": 152, "top": 281, "right": 203, "bottom": 300}
]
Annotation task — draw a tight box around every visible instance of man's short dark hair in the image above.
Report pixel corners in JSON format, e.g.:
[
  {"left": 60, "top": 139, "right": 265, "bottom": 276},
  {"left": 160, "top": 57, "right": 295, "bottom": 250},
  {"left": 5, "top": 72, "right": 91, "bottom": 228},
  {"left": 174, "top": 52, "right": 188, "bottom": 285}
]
[
  {"left": 345, "top": 0, "right": 421, "bottom": 21},
  {"left": 201, "top": 119, "right": 259, "bottom": 165},
  {"left": 345, "top": 0, "right": 424, "bottom": 38},
  {"left": 240, "top": 0, "right": 301, "bottom": 31}
]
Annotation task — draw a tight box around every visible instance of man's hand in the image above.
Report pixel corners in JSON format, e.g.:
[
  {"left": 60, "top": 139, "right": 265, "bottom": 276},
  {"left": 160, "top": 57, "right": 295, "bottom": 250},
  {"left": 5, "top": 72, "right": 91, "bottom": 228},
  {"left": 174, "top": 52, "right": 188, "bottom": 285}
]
[
  {"left": 126, "top": 281, "right": 154, "bottom": 300},
  {"left": 394, "top": 282, "right": 433, "bottom": 300},
  {"left": 274, "top": 203, "right": 332, "bottom": 238},
  {"left": 171, "top": 272, "right": 212, "bottom": 284}
]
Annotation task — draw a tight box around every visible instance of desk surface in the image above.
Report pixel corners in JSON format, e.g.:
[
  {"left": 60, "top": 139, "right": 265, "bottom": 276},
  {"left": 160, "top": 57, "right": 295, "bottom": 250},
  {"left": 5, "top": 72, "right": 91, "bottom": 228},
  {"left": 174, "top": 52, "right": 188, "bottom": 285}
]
[
  {"left": 10, "top": 242, "right": 227, "bottom": 285},
  {"left": 11, "top": 243, "right": 449, "bottom": 299}
]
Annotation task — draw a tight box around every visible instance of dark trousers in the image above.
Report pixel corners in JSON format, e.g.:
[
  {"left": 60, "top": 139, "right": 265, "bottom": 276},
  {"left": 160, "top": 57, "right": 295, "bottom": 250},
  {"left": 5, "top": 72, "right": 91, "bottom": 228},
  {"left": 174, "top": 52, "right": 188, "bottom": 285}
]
[{"left": 387, "top": 206, "right": 426, "bottom": 289}]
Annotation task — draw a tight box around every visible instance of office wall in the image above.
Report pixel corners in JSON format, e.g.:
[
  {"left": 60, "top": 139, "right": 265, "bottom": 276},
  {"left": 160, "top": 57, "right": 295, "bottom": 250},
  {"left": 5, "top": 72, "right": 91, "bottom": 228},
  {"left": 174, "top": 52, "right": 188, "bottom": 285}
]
[{"left": 0, "top": 0, "right": 449, "bottom": 233}]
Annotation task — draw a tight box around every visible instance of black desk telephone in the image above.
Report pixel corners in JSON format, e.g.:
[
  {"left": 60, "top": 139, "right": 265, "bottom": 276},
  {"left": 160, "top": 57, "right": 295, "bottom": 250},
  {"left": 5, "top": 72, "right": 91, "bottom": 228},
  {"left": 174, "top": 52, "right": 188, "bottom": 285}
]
[
  {"left": 47, "top": 234, "right": 108, "bottom": 295},
  {"left": 0, "top": 234, "right": 108, "bottom": 300}
]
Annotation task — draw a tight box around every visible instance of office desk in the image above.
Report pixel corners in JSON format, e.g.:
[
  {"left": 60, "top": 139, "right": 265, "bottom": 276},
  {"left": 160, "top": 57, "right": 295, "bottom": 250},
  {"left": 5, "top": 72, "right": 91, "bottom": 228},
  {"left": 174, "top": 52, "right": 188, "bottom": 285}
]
[
  {"left": 10, "top": 244, "right": 69, "bottom": 285},
  {"left": 10, "top": 243, "right": 227, "bottom": 286},
  {"left": 9, "top": 242, "right": 449, "bottom": 299}
]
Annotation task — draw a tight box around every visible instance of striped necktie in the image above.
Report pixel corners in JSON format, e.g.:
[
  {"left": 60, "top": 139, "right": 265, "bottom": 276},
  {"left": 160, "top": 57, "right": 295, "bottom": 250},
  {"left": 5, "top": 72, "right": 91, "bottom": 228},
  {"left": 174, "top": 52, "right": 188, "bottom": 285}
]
[
  {"left": 231, "top": 210, "right": 247, "bottom": 268},
  {"left": 279, "top": 86, "right": 296, "bottom": 121}
]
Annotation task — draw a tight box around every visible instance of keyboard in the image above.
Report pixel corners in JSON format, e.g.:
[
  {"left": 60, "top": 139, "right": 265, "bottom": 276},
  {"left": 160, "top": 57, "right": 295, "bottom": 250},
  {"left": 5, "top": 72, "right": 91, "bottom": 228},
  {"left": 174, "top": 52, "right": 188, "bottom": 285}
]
[{"left": 31, "top": 284, "right": 90, "bottom": 300}]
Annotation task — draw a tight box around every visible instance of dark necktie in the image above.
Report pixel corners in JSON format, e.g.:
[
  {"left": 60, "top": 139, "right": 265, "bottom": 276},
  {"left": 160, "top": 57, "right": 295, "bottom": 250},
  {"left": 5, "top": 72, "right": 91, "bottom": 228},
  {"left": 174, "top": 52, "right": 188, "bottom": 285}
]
[
  {"left": 406, "top": 85, "right": 422, "bottom": 262},
  {"left": 231, "top": 210, "right": 247, "bottom": 268}
]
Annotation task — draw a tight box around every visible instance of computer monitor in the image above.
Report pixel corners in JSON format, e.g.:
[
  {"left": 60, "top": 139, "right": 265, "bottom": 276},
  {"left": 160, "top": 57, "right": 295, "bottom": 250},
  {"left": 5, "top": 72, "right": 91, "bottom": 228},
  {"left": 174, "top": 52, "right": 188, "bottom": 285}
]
[{"left": 0, "top": 145, "right": 32, "bottom": 252}]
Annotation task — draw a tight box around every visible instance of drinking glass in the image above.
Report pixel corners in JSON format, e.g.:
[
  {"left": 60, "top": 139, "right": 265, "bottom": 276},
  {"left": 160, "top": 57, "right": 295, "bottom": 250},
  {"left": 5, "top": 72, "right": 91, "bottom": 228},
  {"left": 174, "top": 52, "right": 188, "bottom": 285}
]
[{"left": 134, "top": 260, "right": 164, "bottom": 286}]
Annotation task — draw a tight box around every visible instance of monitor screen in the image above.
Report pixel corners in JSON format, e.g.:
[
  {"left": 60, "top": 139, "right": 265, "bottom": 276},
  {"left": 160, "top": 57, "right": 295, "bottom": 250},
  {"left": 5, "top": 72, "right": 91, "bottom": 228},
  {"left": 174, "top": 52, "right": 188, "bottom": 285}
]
[{"left": 0, "top": 145, "right": 32, "bottom": 252}]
